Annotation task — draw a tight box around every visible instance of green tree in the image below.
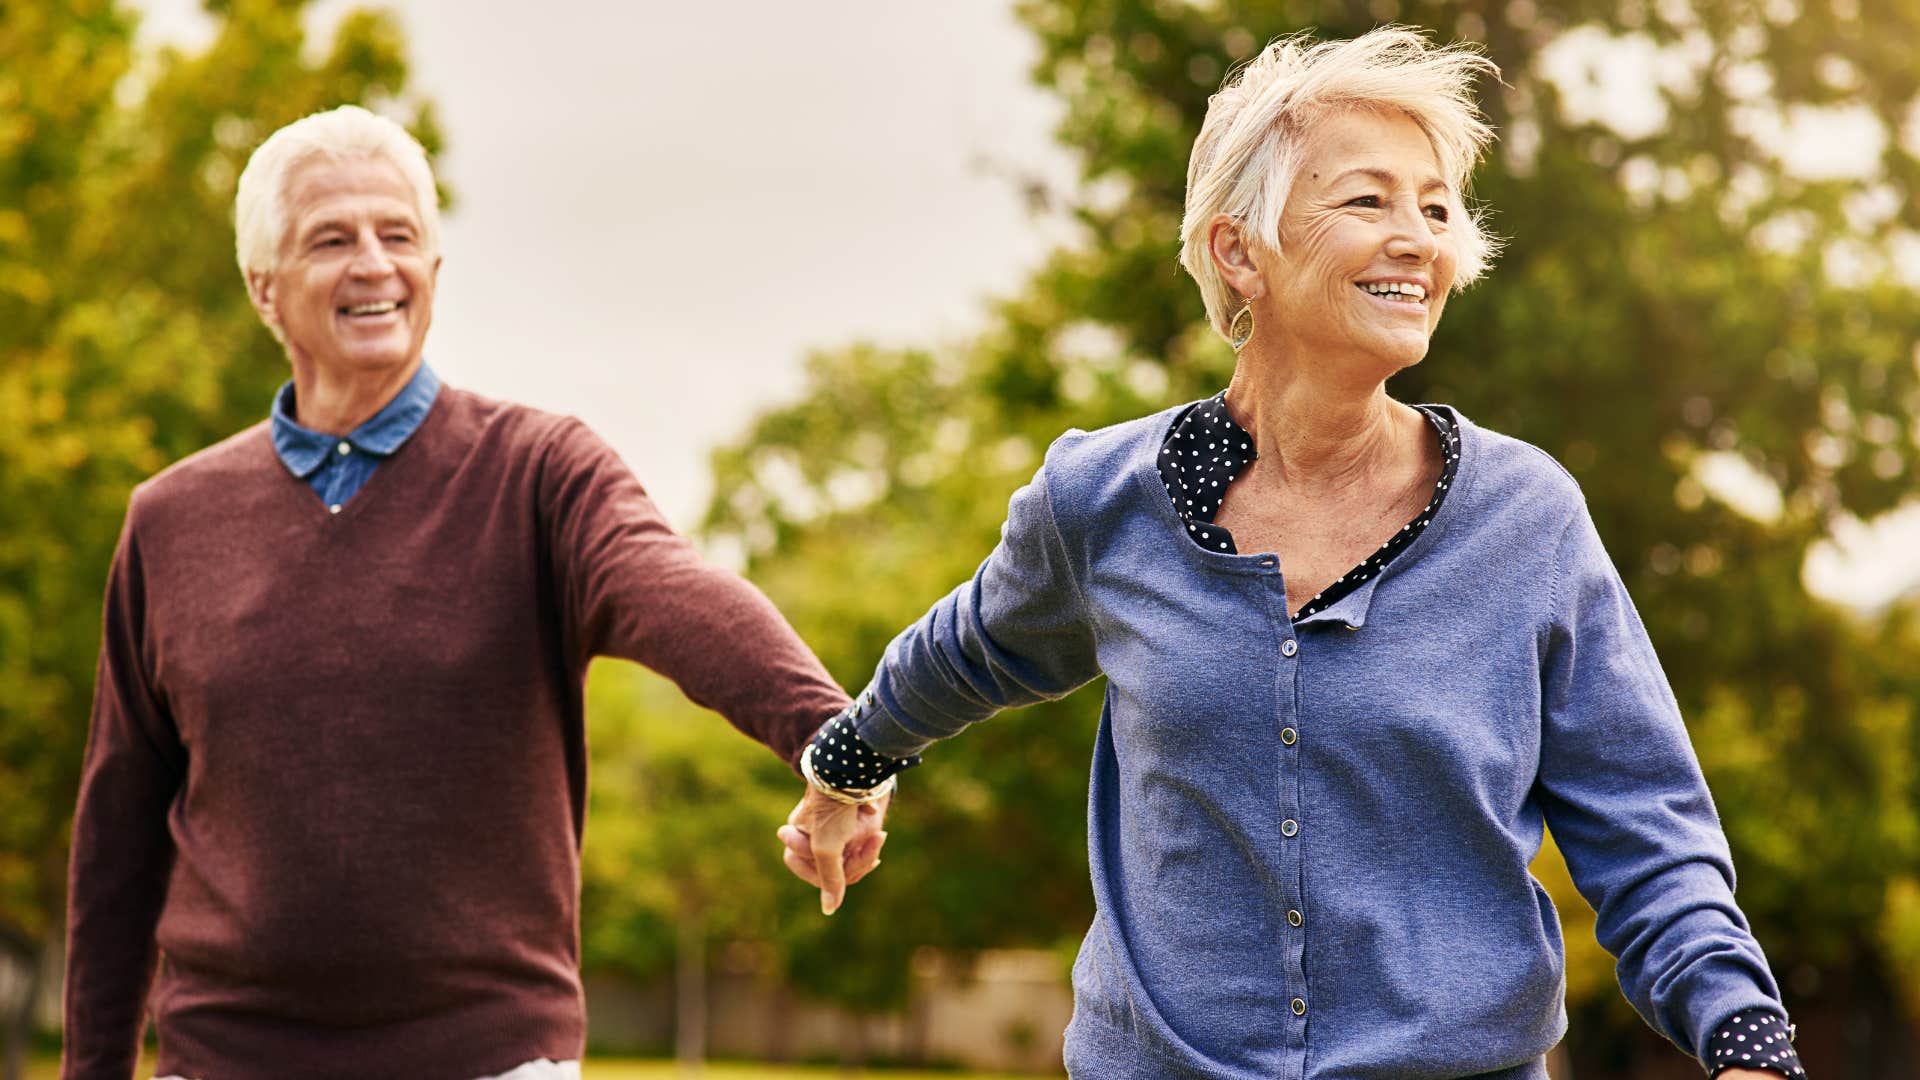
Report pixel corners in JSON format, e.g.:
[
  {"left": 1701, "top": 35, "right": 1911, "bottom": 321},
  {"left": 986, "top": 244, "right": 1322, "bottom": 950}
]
[
  {"left": 578, "top": 662, "right": 809, "bottom": 1065},
  {"left": 703, "top": 0, "right": 1920, "bottom": 1071},
  {"left": 0, "top": 2, "right": 438, "bottom": 1073}
]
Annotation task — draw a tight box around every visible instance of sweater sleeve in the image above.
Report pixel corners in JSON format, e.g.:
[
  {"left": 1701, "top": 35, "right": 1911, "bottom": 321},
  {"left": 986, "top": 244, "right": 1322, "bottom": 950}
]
[
  {"left": 540, "top": 419, "right": 848, "bottom": 770},
  {"left": 1535, "top": 504, "right": 1785, "bottom": 1066},
  {"left": 63, "top": 502, "right": 185, "bottom": 1080},
  {"left": 852, "top": 452, "right": 1102, "bottom": 758}
]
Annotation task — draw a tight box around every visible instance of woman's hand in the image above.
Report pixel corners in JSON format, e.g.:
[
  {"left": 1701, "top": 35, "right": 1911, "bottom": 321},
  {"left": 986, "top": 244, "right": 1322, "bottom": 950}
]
[
  {"left": 778, "top": 786, "right": 889, "bottom": 915},
  {"left": 1717, "top": 1071, "right": 1791, "bottom": 1079}
]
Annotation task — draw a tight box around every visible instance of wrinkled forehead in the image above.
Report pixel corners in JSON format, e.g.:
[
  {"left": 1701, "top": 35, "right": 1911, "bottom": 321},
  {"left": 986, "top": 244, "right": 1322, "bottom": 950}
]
[
  {"left": 280, "top": 154, "right": 423, "bottom": 235},
  {"left": 1292, "top": 107, "right": 1450, "bottom": 195}
]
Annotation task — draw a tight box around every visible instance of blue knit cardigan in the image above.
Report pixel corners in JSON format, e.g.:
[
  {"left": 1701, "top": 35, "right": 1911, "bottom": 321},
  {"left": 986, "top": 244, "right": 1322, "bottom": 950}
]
[{"left": 852, "top": 403, "right": 1785, "bottom": 1079}]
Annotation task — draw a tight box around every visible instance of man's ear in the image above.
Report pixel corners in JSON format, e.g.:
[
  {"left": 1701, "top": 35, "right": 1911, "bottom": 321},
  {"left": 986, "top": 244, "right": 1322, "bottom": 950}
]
[
  {"left": 1207, "top": 214, "right": 1265, "bottom": 302},
  {"left": 245, "top": 269, "right": 280, "bottom": 330}
]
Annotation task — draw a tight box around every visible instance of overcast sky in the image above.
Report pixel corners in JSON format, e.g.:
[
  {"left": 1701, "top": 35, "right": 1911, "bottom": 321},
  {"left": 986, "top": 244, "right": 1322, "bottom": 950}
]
[
  {"left": 128, "top": 1, "right": 1919, "bottom": 605},
  {"left": 135, "top": 0, "right": 1074, "bottom": 528}
]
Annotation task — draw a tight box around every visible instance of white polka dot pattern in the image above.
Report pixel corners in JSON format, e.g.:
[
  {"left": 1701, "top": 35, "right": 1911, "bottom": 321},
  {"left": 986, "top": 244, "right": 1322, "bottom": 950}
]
[
  {"left": 805, "top": 692, "right": 921, "bottom": 792},
  {"left": 1155, "top": 393, "right": 1462, "bottom": 620},
  {"left": 1707, "top": 1010, "right": 1804, "bottom": 1077},
  {"left": 1155, "top": 392, "right": 1258, "bottom": 555}
]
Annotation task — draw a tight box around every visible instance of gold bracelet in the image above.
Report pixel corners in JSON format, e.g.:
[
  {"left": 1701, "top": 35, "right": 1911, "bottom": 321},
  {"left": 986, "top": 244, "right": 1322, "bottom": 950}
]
[{"left": 801, "top": 742, "right": 897, "bottom": 806}]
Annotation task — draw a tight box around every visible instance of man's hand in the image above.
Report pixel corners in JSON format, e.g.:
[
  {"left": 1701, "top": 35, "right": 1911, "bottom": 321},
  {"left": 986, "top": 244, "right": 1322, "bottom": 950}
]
[{"left": 777, "top": 785, "right": 889, "bottom": 915}]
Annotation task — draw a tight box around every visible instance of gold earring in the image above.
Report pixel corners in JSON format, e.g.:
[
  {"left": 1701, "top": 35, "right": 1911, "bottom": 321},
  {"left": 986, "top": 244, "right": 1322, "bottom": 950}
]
[{"left": 1228, "top": 302, "right": 1255, "bottom": 351}]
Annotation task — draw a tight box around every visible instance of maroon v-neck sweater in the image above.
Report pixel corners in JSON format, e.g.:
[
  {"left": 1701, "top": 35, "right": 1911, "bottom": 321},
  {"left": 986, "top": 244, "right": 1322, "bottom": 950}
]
[{"left": 64, "top": 387, "right": 850, "bottom": 1079}]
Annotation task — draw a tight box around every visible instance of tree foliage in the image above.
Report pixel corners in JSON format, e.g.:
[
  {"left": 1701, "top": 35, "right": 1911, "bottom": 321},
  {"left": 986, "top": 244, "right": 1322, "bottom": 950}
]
[
  {"left": 701, "top": 0, "right": 1920, "bottom": 1068},
  {"left": 579, "top": 662, "right": 805, "bottom": 981},
  {"left": 8, "top": 0, "right": 1920, "bottom": 1071},
  {"left": 0, "top": 0, "right": 438, "bottom": 1064}
]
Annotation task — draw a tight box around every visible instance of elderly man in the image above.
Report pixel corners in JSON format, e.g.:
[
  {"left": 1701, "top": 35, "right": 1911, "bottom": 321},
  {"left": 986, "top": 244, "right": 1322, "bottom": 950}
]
[{"left": 62, "top": 105, "right": 882, "bottom": 1080}]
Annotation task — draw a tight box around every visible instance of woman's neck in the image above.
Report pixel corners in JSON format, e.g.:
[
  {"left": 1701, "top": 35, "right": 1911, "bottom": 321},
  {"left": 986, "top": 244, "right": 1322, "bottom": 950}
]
[{"left": 1222, "top": 347, "right": 1421, "bottom": 499}]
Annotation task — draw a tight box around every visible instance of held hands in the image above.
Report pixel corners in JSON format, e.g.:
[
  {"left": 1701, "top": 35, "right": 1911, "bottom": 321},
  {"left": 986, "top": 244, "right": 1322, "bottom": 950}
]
[{"left": 778, "top": 785, "right": 889, "bottom": 915}]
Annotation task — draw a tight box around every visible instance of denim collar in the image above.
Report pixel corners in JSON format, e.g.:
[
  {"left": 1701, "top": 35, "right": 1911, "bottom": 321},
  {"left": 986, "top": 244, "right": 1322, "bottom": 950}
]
[{"left": 270, "top": 362, "right": 442, "bottom": 479}]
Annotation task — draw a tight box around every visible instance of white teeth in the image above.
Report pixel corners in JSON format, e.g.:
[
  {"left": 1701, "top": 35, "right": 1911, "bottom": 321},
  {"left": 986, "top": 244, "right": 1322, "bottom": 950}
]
[
  {"left": 344, "top": 301, "right": 398, "bottom": 315},
  {"left": 1359, "top": 282, "right": 1426, "bottom": 301}
]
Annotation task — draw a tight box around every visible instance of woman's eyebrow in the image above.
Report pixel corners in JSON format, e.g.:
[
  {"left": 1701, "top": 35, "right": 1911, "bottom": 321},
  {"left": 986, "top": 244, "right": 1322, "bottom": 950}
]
[{"left": 1329, "top": 166, "right": 1448, "bottom": 194}]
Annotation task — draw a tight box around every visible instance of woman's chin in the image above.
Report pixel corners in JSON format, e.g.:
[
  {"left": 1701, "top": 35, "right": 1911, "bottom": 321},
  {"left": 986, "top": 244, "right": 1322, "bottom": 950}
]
[{"left": 1358, "top": 332, "right": 1432, "bottom": 373}]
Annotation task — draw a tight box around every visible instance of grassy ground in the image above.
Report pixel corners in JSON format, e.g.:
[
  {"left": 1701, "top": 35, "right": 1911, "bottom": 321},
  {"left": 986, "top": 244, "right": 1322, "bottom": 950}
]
[{"left": 26, "top": 1059, "right": 1049, "bottom": 1079}]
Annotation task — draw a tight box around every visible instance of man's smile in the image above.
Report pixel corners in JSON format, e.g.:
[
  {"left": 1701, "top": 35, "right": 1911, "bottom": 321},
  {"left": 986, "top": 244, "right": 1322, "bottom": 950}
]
[{"left": 340, "top": 299, "right": 404, "bottom": 317}]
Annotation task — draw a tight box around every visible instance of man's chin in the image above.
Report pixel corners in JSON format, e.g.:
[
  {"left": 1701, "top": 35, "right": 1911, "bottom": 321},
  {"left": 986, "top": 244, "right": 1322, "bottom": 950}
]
[{"left": 330, "top": 340, "right": 421, "bottom": 373}]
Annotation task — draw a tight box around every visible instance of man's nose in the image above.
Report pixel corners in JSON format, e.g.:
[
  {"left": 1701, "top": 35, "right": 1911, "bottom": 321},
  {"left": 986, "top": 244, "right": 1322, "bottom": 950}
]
[{"left": 348, "top": 230, "right": 395, "bottom": 276}]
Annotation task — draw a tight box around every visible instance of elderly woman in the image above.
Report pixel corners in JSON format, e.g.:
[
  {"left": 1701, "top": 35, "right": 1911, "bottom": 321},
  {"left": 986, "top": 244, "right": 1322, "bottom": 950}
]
[{"left": 783, "top": 28, "right": 1800, "bottom": 1080}]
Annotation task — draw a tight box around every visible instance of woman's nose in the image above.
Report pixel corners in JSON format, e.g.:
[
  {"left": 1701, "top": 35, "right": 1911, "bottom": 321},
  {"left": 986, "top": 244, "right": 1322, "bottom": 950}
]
[{"left": 1384, "top": 201, "right": 1439, "bottom": 262}]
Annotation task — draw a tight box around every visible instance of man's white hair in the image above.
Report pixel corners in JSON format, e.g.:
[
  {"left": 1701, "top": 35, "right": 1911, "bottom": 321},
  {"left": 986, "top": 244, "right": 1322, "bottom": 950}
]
[
  {"left": 233, "top": 104, "right": 441, "bottom": 277},
  {"left": 1178, "top": 27, "right": 1501, "bottom": 339}
]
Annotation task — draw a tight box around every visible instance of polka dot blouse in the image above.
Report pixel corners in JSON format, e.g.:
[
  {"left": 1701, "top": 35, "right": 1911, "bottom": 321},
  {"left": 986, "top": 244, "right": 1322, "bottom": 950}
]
[
  {"left": 808, "top": 691, "right": 919, "bottom": 790},
  {"left": 1157, "top": 391, "right": 1458, "bottom": 619},
  {"left": 1708, "top": 1011, "right": 1804, "bottom": 1077},
  {"left": 802, "top": 394, "right": 1806, "bottom": 1077}
]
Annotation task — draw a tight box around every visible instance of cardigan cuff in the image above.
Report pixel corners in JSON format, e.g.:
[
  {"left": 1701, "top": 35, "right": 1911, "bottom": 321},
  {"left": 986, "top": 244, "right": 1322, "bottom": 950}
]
[{"left": 846, "top": 678, "right": 947, "bottom": 759}]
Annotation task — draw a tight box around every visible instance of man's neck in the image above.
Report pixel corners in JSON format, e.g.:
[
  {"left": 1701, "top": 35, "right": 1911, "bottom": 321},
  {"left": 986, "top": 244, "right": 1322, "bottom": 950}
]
[{"left": 289, "top": 357, "right": 421, "bottom": 436}]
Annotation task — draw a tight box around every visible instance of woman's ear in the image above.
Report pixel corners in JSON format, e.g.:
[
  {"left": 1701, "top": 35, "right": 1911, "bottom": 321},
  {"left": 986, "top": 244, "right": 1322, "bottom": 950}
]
[{"left": 1207, "top": 214, "right": 1265, "bottom": 302}]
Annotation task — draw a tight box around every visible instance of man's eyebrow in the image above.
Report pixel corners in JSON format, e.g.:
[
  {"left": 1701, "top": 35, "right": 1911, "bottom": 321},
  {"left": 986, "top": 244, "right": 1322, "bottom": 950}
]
[
  {"left": 295, "top": 217, "right": 352, "bottom": 243},
  {"left": 294, "top": 212, "right": 419, "bottom": 244},
  {"left": 1331, "top": 167, "right": 1449, "bottom": 194}
]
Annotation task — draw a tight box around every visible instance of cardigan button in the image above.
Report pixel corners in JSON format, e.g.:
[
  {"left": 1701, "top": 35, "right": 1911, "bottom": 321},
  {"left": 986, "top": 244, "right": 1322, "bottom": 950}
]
[
  {"left": 1281, "top": 727, "right": 1297, "bottom": 746},
  {"left": 1281, "top": 639, "right": 1298, "bottom": 657},
  {"left": 1287, "top": 909, "right": 1303, "bottom": 927},
  {"left": 1291, "top": 998, "right": 1307, "bottom": 1016},
  {"left": 1281, "top": 819, "right": 1298, "bottom": 837}
]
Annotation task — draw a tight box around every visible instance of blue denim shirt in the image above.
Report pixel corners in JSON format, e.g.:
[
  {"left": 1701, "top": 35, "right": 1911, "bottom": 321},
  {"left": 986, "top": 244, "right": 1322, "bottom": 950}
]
[
  {"left": 270, "top": 363, "right": 442, "bottom": 511},
  {"left": 850, "top": 403, "right": 1785, "bottom": 1080}
]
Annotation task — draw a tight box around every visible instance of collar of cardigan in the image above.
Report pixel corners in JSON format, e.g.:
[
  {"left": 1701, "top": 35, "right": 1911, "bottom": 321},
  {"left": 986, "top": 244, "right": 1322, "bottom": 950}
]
[{"left": 1294, "top": 572, "right": 1382, "bottom": 631}]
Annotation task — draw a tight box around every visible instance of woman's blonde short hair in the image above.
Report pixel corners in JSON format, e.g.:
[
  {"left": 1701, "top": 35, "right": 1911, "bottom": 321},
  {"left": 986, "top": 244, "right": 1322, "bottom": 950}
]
[
  {"left": 1178, "top": 27, "right": 1500, "bottom": 339},
  {"left": 234, "top": 104, "right": 441, "bottom": 277}
]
